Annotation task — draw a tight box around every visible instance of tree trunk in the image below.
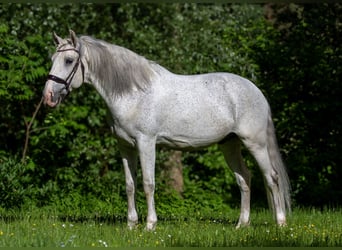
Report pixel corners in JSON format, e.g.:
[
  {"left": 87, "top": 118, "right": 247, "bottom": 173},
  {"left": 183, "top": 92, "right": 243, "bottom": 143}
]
[{"left": 161, "top": 150, "right": 184, "bottom": 196}]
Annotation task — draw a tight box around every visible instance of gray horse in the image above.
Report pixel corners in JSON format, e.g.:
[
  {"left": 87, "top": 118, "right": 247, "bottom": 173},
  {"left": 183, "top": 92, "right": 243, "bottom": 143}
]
[{"left": 43, "top": 30, "right": 291, "bottom": 230}]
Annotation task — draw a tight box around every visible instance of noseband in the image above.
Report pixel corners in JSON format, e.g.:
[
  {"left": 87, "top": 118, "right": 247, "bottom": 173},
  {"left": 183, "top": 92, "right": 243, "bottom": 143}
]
[{"left": 47, "top": 48, "right": 85, "bottom": 94}]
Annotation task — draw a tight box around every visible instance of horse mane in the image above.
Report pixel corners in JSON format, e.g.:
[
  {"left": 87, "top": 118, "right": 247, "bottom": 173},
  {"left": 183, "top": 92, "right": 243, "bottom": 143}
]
[{"left": 79, "top": 36, "right": 155, "bottom": 97}]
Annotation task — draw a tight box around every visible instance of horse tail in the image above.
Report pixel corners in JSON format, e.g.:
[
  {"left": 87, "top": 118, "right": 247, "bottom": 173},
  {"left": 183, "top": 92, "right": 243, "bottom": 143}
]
[{"left": 266, "top": 110, "right": 291, "bottom": 214}]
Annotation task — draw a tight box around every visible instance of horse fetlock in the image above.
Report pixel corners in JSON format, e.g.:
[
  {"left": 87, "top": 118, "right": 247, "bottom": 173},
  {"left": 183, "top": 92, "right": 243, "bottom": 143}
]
[
  {"left": 236, "top": 211, "right": 250, "bottom": 229},
  {"left": 276, "top": 212, "right": 286, "bottom": 226}
]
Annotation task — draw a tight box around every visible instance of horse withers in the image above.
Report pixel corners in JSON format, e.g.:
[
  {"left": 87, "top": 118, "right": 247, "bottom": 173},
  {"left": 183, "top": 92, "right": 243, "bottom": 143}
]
[{"left": 43, "top": 30, "right": 291, "bottom": 230}]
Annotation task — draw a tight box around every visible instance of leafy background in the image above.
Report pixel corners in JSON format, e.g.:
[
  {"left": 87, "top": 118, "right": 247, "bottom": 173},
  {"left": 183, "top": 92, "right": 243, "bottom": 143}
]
[{"left": 0, "top": 3, "right": 340, "bottom": 217}]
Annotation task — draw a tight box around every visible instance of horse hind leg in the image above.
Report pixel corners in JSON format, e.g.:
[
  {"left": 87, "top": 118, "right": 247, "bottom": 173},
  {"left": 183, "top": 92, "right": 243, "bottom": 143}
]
[
  {"left": 219, "top": 135, "right": 251, "bottom": 228},
  {"left": 242, "top": 133, "right": 289, "bottom": 226}
]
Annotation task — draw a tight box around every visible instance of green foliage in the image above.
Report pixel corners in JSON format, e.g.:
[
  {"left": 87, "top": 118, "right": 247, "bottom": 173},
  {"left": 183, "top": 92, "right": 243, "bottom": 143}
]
[
  {"left": 0, "top": 25, "right": 47, "bottom": 101},
  {"left": 253, "top": 3, "right": 341, "bottom": 206},
  {"left": 0, "top": 21, "right": 48, "bottom": 154},
  {"left": 0, "top": 156, "right": 33, "bottom": 208}
]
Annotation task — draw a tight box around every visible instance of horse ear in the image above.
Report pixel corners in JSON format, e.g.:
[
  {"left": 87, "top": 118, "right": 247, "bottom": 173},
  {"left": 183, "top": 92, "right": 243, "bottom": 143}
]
[
  {"left": 53, "top": 32, "right": 63, "bottom": 45},
  {"left": 69, "top": 30, "right": 78, "bottom": 47}
]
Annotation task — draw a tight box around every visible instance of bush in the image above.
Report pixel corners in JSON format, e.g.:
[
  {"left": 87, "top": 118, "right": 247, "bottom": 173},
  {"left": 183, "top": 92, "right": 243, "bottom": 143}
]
[{"left": 0, "top": 155, "right": 34, "bottom": 208}]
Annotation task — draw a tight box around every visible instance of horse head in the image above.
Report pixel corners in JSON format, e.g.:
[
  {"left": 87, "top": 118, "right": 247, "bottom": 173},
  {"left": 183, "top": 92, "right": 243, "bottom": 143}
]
[{"left": 43, "top": 30, "right": 85, "bottom": 107}]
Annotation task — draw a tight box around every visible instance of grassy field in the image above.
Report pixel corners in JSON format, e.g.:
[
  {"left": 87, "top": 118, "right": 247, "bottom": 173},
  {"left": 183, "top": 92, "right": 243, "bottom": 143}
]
[{"left": 0, "top": 207, "right": 341, "bottom": 247}]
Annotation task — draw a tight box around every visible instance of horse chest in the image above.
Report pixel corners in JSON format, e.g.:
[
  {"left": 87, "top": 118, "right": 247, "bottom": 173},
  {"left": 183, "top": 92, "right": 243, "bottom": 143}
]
[{"left": 111, "top": 121, "right": 138, "bottom": 147}]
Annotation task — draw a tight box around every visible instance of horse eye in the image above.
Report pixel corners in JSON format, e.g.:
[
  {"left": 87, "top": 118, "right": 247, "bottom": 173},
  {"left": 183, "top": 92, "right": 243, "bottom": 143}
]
[{"left": 65, "top": 58, "right": 74, "bottom": 65}]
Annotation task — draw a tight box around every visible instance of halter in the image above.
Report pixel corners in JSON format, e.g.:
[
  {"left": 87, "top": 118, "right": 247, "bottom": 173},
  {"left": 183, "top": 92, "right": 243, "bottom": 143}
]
[{"left": 47, "top": 47, "right": 85, "bottom": 94}]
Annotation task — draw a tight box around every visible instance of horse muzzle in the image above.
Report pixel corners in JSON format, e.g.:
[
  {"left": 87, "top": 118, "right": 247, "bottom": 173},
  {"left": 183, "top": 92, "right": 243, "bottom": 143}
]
[{"left": 43, "top": 81, "right": 68, "bottom": 108}]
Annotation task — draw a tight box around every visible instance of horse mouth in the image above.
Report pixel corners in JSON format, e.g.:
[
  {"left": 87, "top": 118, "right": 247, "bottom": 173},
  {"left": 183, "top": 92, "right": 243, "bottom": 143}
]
[{"left": 44, "top": 91, "right": 61, "bottom": 108}]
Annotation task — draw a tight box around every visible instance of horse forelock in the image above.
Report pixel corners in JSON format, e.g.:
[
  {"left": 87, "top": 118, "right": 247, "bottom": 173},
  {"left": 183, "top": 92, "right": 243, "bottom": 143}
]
[
  {"left": 55, "top": 38, "right": 75, "bottom": 51},
  {"left": 79, "top": 36, "right": 154, "bottom": 97}
]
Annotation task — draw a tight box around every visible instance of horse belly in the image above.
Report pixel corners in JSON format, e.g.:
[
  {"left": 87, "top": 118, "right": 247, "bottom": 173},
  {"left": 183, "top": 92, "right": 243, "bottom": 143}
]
[
  {"left": 156, "top": 134, "right": 228, "bottom": 150},
  {"left": 156, "top": 105, "right": 234, "bottom": 150}
]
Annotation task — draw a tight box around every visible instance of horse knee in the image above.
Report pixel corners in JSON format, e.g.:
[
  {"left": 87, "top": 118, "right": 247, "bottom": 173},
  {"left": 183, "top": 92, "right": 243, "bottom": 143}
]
[
  {"left": 264, "top": 170, "right": 280, "bottom": 190},
  {"left": 143, "top": 182, "right": 155, "bottom": 194},
  {"left": 235, "top": 172, "right": 250, "bottom": 192},
  {"left": 126, "top": 181, "right": 135, "bottom": 195}
]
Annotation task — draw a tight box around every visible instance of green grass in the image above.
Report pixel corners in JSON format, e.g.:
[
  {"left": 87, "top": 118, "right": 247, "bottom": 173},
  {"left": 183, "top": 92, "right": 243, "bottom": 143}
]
[{"left": 0, "top": 207, "right": 341, "bottom": 247}]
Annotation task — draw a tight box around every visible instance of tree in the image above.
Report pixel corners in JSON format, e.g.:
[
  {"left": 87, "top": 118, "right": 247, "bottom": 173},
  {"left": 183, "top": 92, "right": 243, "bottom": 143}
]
[{"left": 258, "top": 3, "right": 342, "bottom": 206}]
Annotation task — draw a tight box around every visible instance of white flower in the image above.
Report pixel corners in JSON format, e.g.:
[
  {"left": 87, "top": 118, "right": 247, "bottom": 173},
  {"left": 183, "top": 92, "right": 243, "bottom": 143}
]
[{"left": 99, "top": 240, "right": 108, "bottom": 247}]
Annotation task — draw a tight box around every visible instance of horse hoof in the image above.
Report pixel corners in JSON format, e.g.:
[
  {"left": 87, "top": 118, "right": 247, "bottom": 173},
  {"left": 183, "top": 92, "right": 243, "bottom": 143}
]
[
  {"left": 145, "top": 222, "right": 156, "bottom": 231},
  {"left": 235, "top": 221, "right": 250, "bottom": 229},
  {"left": 127, "top": 221, "right": 138, "bottom": 230},
  {"left": 278, "top": 221, "right": 287, "bottom": 227}
]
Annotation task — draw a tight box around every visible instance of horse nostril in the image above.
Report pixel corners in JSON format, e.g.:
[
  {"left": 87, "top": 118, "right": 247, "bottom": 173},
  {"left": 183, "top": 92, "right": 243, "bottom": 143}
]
[{"left": 51, "top": 91, "right": 58, "bottom": 102}]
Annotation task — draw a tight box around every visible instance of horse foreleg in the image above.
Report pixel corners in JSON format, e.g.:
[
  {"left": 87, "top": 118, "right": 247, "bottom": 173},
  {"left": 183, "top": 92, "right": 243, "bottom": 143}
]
[
  {"left": 219, "top": 137, "right": 251, "bottom": 228},
  {"left": 137, "top": 137, "right": 157, "bottom": 231},
  {"left": 120, "top": 145, "right": 138, "bottom": 229}
]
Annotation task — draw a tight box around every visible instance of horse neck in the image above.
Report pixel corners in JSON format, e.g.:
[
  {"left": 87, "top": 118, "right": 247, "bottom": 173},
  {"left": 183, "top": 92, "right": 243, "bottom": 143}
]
[
  {"left": 83, "top": 42, "right": 155, "bottom": 98},
  {"left": 82, "top": 54, "right": 139, "bottom": 121},
  {"left": 86, "top": 70, "right": 116, "bottom": 108}
]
